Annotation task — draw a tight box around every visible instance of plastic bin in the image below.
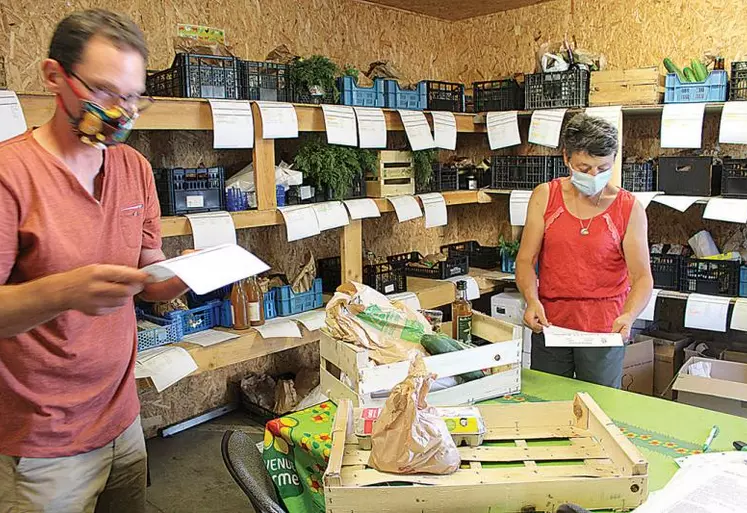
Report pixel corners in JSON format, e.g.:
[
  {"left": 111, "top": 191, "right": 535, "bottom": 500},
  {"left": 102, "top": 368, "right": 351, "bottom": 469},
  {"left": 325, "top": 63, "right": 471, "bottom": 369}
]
[
  {"left": 317, "top": 257, "right": 406, "bottom": 295},
  {"left": 441, "top": 241, "right": 500, "bottom": 269},
  {"left": 147, "top": 53, "right": 239, "bottom": 100},
  {"left": 136, "top": 311, "right": 183, "bottom": 352},
  {"left": 490, "top": 156, "right": 552, "bottom": 190},
  {"left": 721, "top": 158, "right": 747, "bottom": 198},
  {"left": 314, "top": 173, "right": 367, "bottom": 202},
  {"left": 472, "top": 79, "right": 524, "bottom": 112},
  {"left": 164, "top": 300, "right": 224, "bottom": 336},
  {"left": 293, "top": 90, "right": 337, "bottom": 105},
  {"left": 275, "top": 278, "right": 323, "bottom": 317},
  {"left": 664, "top": 70, "right": 728, "bottom": 103},
  {"left": 154, "top": 167, "right": 225, "bottom": 216},
  {"left": 650, "top": 254, "right": 682, "bottom": 291},
  {"left": 425, "top": 81, "right": 465, "bottom": 112},
  {"left": 622, "top": 161, "right": 655, "bottom": 192},
  {"left": 388, "top": 251, "right": 469, "bottom": 280},
  {"left": 501, "top": 251, "right": 516, "bottom": 274},
  {"left": 338, "top": 76, "right": 386, "bottom": 107},
  {"left": 225, "top": 187, "right": 251, "bottom": 212},
  {"left": 729, "top": 61, "right": 747, "bottom": 101},
  {"left": 658, "top": 157, "right": 720, "bottom": 197},
  {"left": 524, "top": 68, "right": 590, "bottom": 110},
  {"left": 549, "top": 156, "right": 567, "bottom": 180},
  {"left": 238, "top": 60, "right": 290, "bottom": 102},
  {"left": 218, "top": 290, "right": 278, "bottom": 327},
  {"left": 740, "top": 266, "right": 747, "bottom": 297},
  {"left": 383, "top": 79, "right": 427, "bottom": 110},
  {"left": 416, "top": 164, "right": 459, "bottom": 194},
  {"left": 680, "top": 258, "right": 740, "bottom": 297}
]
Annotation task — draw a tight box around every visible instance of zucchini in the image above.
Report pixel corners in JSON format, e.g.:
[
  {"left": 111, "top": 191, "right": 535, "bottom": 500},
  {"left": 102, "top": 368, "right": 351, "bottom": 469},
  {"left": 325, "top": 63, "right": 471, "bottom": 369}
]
[
  {"left": 692, "top": 59, "right": 708, "bottom": 82},
  {"left": 683, "top": 67, "right": 697, "bottom": 83},
  {"left": 420, "top": 333, "right": 486, "bottom": 382},
  {"left": 663, "top": 58, "right": 685, "bottom": 82}
]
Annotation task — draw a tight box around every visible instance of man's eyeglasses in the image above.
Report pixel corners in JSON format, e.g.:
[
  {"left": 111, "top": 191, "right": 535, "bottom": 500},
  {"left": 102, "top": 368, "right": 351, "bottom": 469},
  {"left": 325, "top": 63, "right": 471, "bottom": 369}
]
[{"left": 69, "top": 71, "right": 154, "bottom": 112}]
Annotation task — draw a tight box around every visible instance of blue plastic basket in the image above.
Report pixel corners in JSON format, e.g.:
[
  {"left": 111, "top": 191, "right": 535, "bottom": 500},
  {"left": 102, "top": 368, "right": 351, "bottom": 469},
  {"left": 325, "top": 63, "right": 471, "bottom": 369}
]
[
  {"left": 384, "top": 79, "right": 427, "bottom": 110},
  {"left": 276, "top": 185, "right": 286, "bottom": 207},
  {"left": 339, "top": 76, "right": 386, "bottom": 107},
  {"left": 664, "top": 70, "right": 728, "bottom": 103},
  {"left": 501, "top": 251, "right": 516, "bottom": 274},
  {"left": 740, "top": 266, "right": 747, "bottom": 297},
  {"left": 136, "top": 311, "right": 184, "bottom": 352},
  {"left": 218, "top": 290, "right": 278, "bottom": 328},
  {"left": 275, "top": 278, "right": 323, "bottom": 317},
  {"left": 164, "top": 300, "right": 223, "bottom": 336}
]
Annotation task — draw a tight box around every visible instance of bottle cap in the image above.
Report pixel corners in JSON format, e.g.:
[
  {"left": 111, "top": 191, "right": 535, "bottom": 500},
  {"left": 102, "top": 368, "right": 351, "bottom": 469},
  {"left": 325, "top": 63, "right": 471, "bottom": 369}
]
[{"left": 456, "top": 280, "right": 467, "bottom": 291}]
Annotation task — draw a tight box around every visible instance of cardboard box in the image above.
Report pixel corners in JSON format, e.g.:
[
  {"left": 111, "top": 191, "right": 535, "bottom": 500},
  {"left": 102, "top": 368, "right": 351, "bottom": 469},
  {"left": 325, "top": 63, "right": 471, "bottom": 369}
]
[
  {"left": 673, "top": 357, "right": 747, "bottom": 418},
  {"left": 622, "top": 337, "right": 654, "bottom": 395},
  {"left": 644, "top": 331, "right": 691, "bottom": 399},
  {"left": 721, "top": 350, "right": 747, "bottom": 364},
  {"left": 589, "top": 67, "right": 664, "bottom": 106}
]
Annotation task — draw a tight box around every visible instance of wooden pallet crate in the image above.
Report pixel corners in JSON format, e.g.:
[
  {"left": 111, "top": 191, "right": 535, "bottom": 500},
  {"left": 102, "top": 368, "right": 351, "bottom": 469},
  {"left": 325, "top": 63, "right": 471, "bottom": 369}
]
[
  {"left": 590, "top": 67, "right": 665, "bottom": 106},
  {"left": 320, "top": 311, "right": 522, "bottom": 408},
  {"left": 365, "top": 150, "right": 415, "bottom": 197},
  {"left": 324, "top": 393, "right": 649, "bottom": 513}
]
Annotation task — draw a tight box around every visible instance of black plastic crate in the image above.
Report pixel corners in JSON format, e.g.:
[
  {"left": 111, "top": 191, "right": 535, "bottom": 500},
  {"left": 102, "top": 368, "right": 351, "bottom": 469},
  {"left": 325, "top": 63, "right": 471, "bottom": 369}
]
[
  {"left": 154, "top": 167, "right": 225, "bottom": 216},
  {"left": 441, "top": 241, "right": 501, "bottom": 269},
  {"left": 425, "top": 81, "right": 465, "bottom": 112},
  {"left": 730, "top": 61, "right": 747, "bottom": 101},
  {"left": 293, "top": 90, "right": 337, "bottom": 105},
  {"left": 416, "top": 164, "right": 459, "bottom": 194},
  {"left": 549, "top": 156, "right": 567, "bottom": 179},
  {"left": 317, "top": 257, "right": 406, "bottom": 295},
  {"left": 490, "top": 156, "right": 552, "bottom": 190},
  {"left": 525, "top": 68, "right": 590, "bottom": 110},
  {"left": 721, "top": 158, "right": 747, "bottom": 198},
  {"left": 147, "top": 53, "right": 238, "bottom": 99},
  {"left": 238, "top": 60, "right": 290, "bottom": 102},
  {"left": 650, "top": 254, "right": 682, "bottom": 291},
  {"left": 387, "top": 251, "right": 469, "bottom": 280},
  {"left": 472, "top": 79, "right": 524, "bottom": 112},
  {"left": 680, "top": 258, "right": 740, "bottom": 297},
  {"left": 658, "top": 157, "right": 720, "bottom": 196},
  {"left": 622, "top": 161, "right": 655, "bottom": 192}
]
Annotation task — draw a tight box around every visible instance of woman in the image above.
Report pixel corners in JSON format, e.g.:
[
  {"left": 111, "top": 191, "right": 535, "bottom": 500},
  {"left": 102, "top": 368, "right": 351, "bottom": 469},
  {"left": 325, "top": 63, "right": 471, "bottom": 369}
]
[{"left": 515, "top": 114, "right": 653, "bottom": 388}]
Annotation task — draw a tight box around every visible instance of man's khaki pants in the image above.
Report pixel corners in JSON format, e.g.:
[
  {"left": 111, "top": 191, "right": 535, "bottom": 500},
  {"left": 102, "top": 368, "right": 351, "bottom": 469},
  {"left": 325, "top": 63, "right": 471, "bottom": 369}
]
[{"left": 0, "top": 417, "right": 147, "bottom": 513}]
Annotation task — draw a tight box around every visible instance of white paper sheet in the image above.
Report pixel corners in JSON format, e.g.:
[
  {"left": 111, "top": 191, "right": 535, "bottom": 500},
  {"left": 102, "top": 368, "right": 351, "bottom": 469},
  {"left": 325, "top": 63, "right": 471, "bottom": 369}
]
[
  {"left": 703, "top": 197, "right": 747, "bottom": 224},
  {"left": 444, "top": 276, "right": 479, "bottom": 300},
  {"left": 652, "top": 195, "right": 704, "bottom": 212},
  {"left": 182, "top": 329, "right": 240, "bottom": 347},
  {"left": 684, "top": 294, "right": 730, "bottom": 332},
  {"left": 398, "top": 110, "right": 435, "bottom": 151},
  {"left": 255, "top": 101, "right": 299, "bottom": 139},
  {"left": 632, "top": 191, "right": 663, "bottom": 209},
  {"left": 141, "top": 244, "right": 270, "bottom": 295},
  {"left": 719, "top": 101, "right": 747, "bottom": 145},
  {"left": 730, "top": 298, "right": 747, "bottom": 332},
  {"left": 432, "top": 111, "right": 457, "bottom": 150},
  {"left": 418, "top": 192, "right": 447, "bottom": 228},
  {"left": 585, "top": 105, "right": 622, "bottom": 131},
  {"left": 278, "top": 205, "right": 321, "bottom": 242},
  {"left": 0, "top": 91, "right": 27, "bottom": 143},
  {"left": 638, "top": 289, "right": 661, "bottom": 321},
  {"left": 135, "top": 346, "right": 198, "bottom": 392},
  {"left": 353, "top": 107, "right": 387, "bottom": 148},
  {"left": 661, "top": 103, "right": 706, "bottom": 149},
  {"left": 312, "top": 201, "right": 350, "bottom": 231},
  {"left": 387, "top": 291, "right": 421, "bottom": 310},
  {"left": 543, "top": 325, "right": 624, "bottom": 348},
  {"left": 486, "top": 111, "right": 521, "bottom": 150},
  {"left": 185, "top": 211, "right": 237, "bottom": 249},
  {"left": 676, "top": 451, "right": 747, "bottom": 469},
  {"left": 509, "top": 190, "right": 532, "bottom": 226},
  {"left": 254, "top": 318, "right": 303, "bottom": 339},
  {"left": 207, "top": 99, "right": 254, "bottom": 149},
  {"left": 388, "top": 195, "right": 422, "bottom": 222},
  {"left": 288, "top": 310, "right": 327, "bottom": 332},
  {"left": 528, "top": 109, "right": 567, "bottom": 148},
  {"left": 322, "top": 104, "right": 358, "bottom": 146},
  {"left": 343, "top": 198, "right": 381, "bottom": 220}
]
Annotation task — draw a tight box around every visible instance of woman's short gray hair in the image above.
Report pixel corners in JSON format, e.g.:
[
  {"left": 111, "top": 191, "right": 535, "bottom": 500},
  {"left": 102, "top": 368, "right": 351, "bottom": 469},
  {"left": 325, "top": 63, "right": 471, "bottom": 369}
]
[{"left": 562, "top": 113, "right": 618, "bottom": 158}]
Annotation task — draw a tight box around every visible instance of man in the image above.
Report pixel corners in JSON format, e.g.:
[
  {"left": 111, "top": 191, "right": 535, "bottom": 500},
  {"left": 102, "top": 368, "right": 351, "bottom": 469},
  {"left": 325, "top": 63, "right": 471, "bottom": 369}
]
[
  {"left": 0, "top": 10, "right": 187, "bottom": 512},
  {"left": 515, "top": 114, "right": 653, "bottom": 388}
]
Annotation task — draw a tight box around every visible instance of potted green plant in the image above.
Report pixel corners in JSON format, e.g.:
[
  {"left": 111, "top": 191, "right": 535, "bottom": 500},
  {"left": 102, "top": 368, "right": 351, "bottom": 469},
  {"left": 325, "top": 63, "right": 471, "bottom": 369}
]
[
  {"left": 413, "top": 149, "right": 438, "bottom": 192},
  {"left": 498, "top": 236, "right": 521, "bottom": 274},
  {"left": 289, "top": 55, "right": 340, "bottom": 103}
]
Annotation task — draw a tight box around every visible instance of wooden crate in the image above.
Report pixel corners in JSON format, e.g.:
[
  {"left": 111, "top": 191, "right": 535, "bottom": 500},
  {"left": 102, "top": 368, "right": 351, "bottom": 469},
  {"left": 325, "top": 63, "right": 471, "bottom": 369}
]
[
  {"left": 365, "top": 150, "right": 415, "bottom": 197},
  {"left": 320, "top": 311, "right": 522, "bottom": 408},
  {"left": 589, "top": 67, "right": 665, "bottom": 106},
  {"left": 324, "top": 394, "right": 649, "bottom": 513}
]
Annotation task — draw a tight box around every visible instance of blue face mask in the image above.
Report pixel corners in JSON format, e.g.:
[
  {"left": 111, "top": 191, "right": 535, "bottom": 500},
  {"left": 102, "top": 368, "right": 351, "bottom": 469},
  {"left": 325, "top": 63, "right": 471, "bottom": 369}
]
[{"left": 570, "top": 167, "right": 612, "bottom": 196}]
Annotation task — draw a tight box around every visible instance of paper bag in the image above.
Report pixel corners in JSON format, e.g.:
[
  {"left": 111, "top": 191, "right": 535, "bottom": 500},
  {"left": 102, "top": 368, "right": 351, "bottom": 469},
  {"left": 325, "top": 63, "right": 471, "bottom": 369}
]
[{"left": 369, "top": 356, "right": 461, "bottom": 475}]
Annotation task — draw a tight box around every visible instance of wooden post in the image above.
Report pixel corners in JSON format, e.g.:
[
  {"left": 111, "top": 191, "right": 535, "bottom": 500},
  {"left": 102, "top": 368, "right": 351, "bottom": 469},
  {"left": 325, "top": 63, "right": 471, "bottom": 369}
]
[
  {"left": 340, "top": 220, "right": 363, "bottom": 284},
  {"left": 611, "top": 109, "right": 624, "bottom": 188},
  {"left": 251, "top": 102, "right": 277, "bottom": 211}
]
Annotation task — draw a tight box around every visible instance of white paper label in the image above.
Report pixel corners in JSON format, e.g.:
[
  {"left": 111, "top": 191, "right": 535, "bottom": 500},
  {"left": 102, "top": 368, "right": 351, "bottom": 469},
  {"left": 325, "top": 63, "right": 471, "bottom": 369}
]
[
  {"left": 248, "top": 302, "right": 261, "bottom": 322},
  {"left": 186, "top": 196, "right": 205, "bottom": 208}
]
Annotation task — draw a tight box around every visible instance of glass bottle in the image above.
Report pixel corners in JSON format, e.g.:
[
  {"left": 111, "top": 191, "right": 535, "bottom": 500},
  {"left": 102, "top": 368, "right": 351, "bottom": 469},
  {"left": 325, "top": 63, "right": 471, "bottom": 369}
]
[
  {"left": 452, "top": 280, "right": 473, "bottom": 344},
  {"left": 230, "top": 280, "right": 251, "bottom": 330},
  {"left": 246, "top": 276, "right": 265, "bottom": 327}
]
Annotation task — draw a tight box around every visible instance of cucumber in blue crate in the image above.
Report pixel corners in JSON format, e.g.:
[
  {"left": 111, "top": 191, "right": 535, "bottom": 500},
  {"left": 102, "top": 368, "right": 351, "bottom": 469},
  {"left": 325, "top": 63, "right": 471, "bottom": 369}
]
[{"left": 420, "top": 332, "right": 486, "bottom": 382}]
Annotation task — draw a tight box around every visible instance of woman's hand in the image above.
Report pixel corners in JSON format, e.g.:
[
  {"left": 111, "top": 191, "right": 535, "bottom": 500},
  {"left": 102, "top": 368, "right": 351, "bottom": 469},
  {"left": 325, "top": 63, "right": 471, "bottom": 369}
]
[
  {"left": 612, "top": 313, "right": 634, "bottom": 340},
  {"left": 524, "top": 299, "right": 549, "bottom": 333}
]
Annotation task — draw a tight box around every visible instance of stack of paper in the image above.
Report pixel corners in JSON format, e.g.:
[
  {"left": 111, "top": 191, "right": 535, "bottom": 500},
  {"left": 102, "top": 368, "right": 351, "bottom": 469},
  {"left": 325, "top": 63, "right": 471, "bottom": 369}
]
[{"left": 135, "top": 346, "right": 198, "bottom": 392}]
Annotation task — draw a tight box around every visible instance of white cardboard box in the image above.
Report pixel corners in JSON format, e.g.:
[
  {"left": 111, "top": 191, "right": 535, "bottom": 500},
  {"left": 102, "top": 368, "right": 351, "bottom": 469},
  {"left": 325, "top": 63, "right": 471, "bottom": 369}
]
[
  {"left": 673, "top": 357, "right": 747, "bottom": 418},
  {"left": 490, "top": 291, "right": 525, "bottom": 326}
]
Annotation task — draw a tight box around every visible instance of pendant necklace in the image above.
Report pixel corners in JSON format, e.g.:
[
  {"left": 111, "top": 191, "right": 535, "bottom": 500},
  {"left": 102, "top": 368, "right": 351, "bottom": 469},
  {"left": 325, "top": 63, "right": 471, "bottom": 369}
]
[{"left": 577, "top": 191, "right": 603, "bottom": 236}]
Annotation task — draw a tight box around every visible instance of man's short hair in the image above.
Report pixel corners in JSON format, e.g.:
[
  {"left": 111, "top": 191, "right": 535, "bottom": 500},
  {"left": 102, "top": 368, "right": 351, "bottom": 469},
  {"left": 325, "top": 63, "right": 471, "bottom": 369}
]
[
  {"left": 48, "top": 9, "right": 148, "bottom": 74},
  {"left": 562, "top": 113, "right": 618, "bottom": 158}
]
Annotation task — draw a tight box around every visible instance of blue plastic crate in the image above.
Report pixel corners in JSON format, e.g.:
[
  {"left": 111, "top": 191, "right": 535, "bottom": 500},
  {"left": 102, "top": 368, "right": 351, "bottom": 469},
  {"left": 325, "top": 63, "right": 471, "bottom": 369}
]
[
  {"left": 164, "top": 300, "right": 223, "bottom": 336},
  {"left": 664, "top": 70, "right": 728, "bottom": 103},
  {"left": 384, "top": 79, "right": 427, "bottom": 110},
  {"left": 501, "top": 251, "right": 516, "bottom": 274},
  {"left": 275, "top": 278, "right": 323, "bottom": 317},
  {"left": 276, "top": 185, "right": 285, "bottom": 207},
  {"left": 218, "top": 290, "right": 278, "bottom": 328},
  {"left": 136, "top": 311, "right": 183, "bottom": 352},
  {"left": 339, "top": 76, "right": 385, "bottom": 107},
  {"left": 740, "top": 267, "right": 747, "bottom": 297}
]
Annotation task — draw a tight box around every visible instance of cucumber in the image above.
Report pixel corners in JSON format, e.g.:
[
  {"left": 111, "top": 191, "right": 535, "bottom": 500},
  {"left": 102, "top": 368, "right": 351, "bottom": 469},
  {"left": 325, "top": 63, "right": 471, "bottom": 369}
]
[
  {"left": 692, "top": 59, "right": 708, "bottom": 82},
  {"left": 420, "top": 333, "right": 486, "bottom": 382},
  {"left": 663, "top": 58, "right": 686, "bottom": 82},
  {"left": 683, "top": 67, "right": 697, "bottom": 83}
]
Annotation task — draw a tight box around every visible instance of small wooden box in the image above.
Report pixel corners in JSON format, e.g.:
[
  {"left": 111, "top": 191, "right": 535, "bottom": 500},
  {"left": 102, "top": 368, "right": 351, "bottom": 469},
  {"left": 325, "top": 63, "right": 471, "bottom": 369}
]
[
  {"left": 365, "top": 150, "right": 415, "bottom": 197},
  {"left": 320, "top": 311, "right": 522, "bottom": 408},
  {"left": 324, "top": 394, "right": 649, "bottom": 513},
  {"left": 590, "top": 67, "right": 665, "bottom": 106}
]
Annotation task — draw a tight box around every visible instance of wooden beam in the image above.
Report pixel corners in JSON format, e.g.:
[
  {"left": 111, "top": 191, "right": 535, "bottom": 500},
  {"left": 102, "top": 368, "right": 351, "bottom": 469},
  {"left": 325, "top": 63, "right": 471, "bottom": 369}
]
[
  {"left": 252, "top": 102, "right": 278, "bottom": 210},
  {"left": 160, "top": 209, "right": 284, "bottom": 238},
  {"left": 340, "top": 220, "right": 363, "bottom": 284}
]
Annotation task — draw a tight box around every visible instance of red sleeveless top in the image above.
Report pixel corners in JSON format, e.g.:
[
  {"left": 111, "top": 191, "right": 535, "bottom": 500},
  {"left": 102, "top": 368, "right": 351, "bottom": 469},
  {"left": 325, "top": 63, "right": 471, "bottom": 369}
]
[{"left": 538, "top": 178, "right": 636, "bottom": 333}]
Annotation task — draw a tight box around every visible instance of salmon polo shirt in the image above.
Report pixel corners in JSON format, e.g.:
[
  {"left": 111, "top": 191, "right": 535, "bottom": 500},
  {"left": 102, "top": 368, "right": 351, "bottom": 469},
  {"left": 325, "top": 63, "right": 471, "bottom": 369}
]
[{"left": 0, "top": 131, "right": 162, "bottom": 457}]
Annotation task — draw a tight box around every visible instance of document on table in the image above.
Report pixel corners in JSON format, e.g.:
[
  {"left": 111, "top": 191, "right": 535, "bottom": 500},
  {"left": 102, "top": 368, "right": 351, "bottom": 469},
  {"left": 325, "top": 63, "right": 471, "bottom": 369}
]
[
  {"left": 254, "top": 318, "right": 303, "bottom": 339},
  {"left": 255, "top": 101, "right": 298, "bottom": 139},
  {"left": 543, "top": 326, "right": 624, "bottom": 348},
  {"left": 418, "top": 192, "right": 447, "bottom": 228},
  {"left": 207, "top": 99, "right": 254, "bottom": 149},
  {"left": 322, "top": 104, "right": 358, "bottom": 146},
  {"left": 0, "top": 91, "right": 27, "bottom": 143},
  {"left": 388, "top": 195, "right": 422, "bottom": 222},
  {"left": 387, "top": 291, "right": 421, "bottom": 310},
  {"left": 135, "top": 346, "right": 198, "bottom": 393},
  {"left": 637, "top": 288, "right": 661, "bottom": 321},
  {"left": 652, "top": 195, "right": 704, "bottom": 212},
  {"left": 730, "top": 298, "right": 747, "bottom": 332},
  {"left": 444, "top": 275, "right": 479, "bottom": 300},
  {"left": 288, "top": 310, "right": 327, "bottom": 332},
  {"left": 141, "top": 244, "right": 270, "bottom": 295},
  {"left": 186, "top": 211, "right": 237, "bottom": 249},
  {"left": 703, "top": 197, "right": 747, "bottom": 223},
  {"left": 432, "top": 111, "right": 457, "bottom": 150},
  {"left": 719, "top": 101, "right": 747, "bottom": 145},
  {"left": 509, "top": 190, "right": 532, "bottom": 226},
  {"left": 632, "top": 191, "right": 663, "bottom": 210},
  {"left": 182, "top": 329, "right": 240, "bottom": 347},
  {"left": 661, "top": 103, "right": 706, "bottom": 149},
  {"left": 486, "top": 111, "right": 521, "bottom": 150},
  {"left": 528, "top": 109, "right": 567, "bottom": 148},
  {"left": 278, "top": 205, "right": 320, "bottom": 241},
  {"left": 676, "top": 451, "right": 747, "bottom": 469},
  {"left": 684, "top": 294, "right": 730, "bottom": 332},
  {"left": 398, "top": 110, "right": 435, "bottom": 151},
  {"left": 585, "top": 105, "right": 622, "bottom": 131},
  {"left": 312, "top": 201, "right": 350, "bottom": 231},
  {"left": 353, "top": 107, "right": 387, "bottom": 148},
  {"left": 343, "top": 198, "right": 380, "bottom": 219}
]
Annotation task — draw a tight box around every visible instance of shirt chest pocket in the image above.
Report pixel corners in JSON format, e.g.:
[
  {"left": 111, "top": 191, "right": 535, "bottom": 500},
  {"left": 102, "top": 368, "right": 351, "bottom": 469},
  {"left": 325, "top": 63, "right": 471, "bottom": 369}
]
[{"left": 119, "top": 203, "right": 144, "bottom": 249}]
